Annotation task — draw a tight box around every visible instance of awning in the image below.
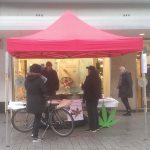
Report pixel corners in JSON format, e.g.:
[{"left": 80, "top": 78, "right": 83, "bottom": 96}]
[{"left": 7, "top": 11, "right": 143, "bottom": 58}]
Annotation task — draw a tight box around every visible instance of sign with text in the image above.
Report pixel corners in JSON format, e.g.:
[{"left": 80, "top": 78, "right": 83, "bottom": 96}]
[{"left": 141, "top": 53, "right": 147, "bottom": 74}]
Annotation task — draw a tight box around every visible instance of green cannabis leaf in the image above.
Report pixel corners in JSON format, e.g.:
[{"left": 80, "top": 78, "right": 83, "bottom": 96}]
[{"left": 98, "top": 104, "right": 117, "bottom": 128}]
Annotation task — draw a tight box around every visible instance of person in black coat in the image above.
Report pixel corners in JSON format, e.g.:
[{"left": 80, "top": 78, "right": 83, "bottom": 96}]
[
  {"left": 118, "top": 66, "right": 133, "bottom": 116},
  {"left": 42, "top": 61, "right": 59, "bottom": 98},
  {"left": 82, "top": 66, "right": 102, "bottom": 132},
  {"left": 25, "top": 64, "right": 49, "bottom": 142}
]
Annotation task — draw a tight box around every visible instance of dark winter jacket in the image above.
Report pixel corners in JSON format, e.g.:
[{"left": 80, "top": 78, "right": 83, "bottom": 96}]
[
  {"left": 82, "top": 72, "right": 102, "bottom": 101},
  {"left": 118, "top": 71, "right": 133, "bottom": 98},
  {"left": 25, "top": 73, "right": 49, "bottom": 114},
  {"left": 42, "top": 69, "right": 59, "bottom": 96}
]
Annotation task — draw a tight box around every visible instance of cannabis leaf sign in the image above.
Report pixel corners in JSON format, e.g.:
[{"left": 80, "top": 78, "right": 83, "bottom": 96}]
[{"left": 99, "top": 104, "right": 117, "bottom": 128}]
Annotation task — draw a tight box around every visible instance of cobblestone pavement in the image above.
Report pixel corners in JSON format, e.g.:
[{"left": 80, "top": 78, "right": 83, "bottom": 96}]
[{"left": 1, "top": 112, "right": 150, "bottom": 150}]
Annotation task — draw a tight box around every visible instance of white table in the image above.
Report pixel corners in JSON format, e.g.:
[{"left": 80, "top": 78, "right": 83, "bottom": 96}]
[
  {"left": 98, "top": 97, "right": 119, "bottom": 108},
  {"left": 8, "top": 97, "right": 119, "bottom": 124},
  {"left": 8, "top": 101, "right": 26, "bottom": 110}
]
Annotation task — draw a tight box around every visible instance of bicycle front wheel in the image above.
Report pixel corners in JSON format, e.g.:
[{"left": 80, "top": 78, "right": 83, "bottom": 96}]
[
  {"left": 50, "top": 108, "right": 74, "bottom": 137},
  {"left": 11, "top": 109, "right": 34, "bottom": 132}
]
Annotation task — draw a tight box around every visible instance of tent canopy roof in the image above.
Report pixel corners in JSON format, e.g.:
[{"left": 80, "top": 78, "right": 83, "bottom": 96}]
[{"left": 7, "top": 11, "right": 143, "bottom": 58}]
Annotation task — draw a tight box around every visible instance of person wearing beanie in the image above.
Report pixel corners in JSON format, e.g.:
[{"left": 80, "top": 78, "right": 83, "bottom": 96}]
[
  {"left": 42, "top": 61, "right": 59, "bottom": 98},
  {"left": 82, "top": 65, "right": 102, "bottom": 132}
]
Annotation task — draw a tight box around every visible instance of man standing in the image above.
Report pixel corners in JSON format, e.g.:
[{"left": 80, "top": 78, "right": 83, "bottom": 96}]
[
  {"left": 42, "top": 61, "right": 59, "bottom": 98},
  {"left": 82, "top": 66, "right": 102, "bottom": 132},
  {"left": 118, "top": 66, "right": 133, "bottom": 116}
]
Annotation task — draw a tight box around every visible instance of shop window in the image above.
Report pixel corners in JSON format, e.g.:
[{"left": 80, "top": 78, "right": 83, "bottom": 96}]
[{"left": 13, "top": 58, "right": 95, "bottom": 101}]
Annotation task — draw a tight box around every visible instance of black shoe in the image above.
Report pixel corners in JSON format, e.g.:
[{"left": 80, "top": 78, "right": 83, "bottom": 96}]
[
  {"left": 32, "top": 138, "right": 41, "bottom": 143},
  {"left": 91, "top": 130, "right": 97, "bottom": 133},
  {"left": 96, "top": 128, "right": 100, "bottom": 131},
  {"left": 123, "top": 112, "right": 131, "bottom": 116}
]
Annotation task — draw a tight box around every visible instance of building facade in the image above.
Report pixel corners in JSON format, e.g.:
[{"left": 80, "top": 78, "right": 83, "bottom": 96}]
[{"left": 0, "top": 0, "right": 150, "bottom": 112}]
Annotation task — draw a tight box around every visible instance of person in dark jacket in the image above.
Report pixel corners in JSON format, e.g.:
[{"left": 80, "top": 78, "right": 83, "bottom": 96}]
[
  {"left": 82, "top": 66, "right": 102, "bottom": 132},
  {"left": 25, "top": 64, "right": 49, "bottom": 142},
  {"left": 42, "top": 61, "right": 59, "bottom": 98},
  {"left": 118, "top": 66, "right": 133, "bottom": 116}
]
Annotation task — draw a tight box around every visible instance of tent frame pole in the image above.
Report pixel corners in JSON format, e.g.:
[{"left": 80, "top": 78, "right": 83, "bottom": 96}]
[
  {"left": 142, "top": 73, "right": 148, "bottom": 140},
  {"left": 141, "top": 51, "right": 148, "bottom": 140},
  {"left": 5, "top": 51, "right": 10, "bottom": 147}
]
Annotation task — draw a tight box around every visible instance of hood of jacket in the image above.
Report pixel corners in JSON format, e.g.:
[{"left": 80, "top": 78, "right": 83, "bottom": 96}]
[{"left": 26, "top": 72, "right": 41, "bottom": 81}]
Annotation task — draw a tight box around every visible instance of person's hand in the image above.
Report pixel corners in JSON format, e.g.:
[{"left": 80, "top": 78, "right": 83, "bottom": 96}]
[
  {"left": 46, "top": 101, "right": 50, "bottom": 107},
  {"left": 47, "top": 100, "right": 51, "bottom": 104}
]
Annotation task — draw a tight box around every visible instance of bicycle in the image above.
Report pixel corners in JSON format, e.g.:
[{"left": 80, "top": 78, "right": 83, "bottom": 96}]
[{"left": 11, "top": 101, "right": 74, "bottom": 137}]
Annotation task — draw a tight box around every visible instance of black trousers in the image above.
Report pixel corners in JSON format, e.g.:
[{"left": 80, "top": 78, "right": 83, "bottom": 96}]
[
  {"left": 44, "top": 92, "right": 56, "bottom": 121},
  {"left": 86, "top": 100, "right": 99, "bottom": 130},
  {"left": 121, "top": 97, "right": 131, "bottom": 113},
  {"left": 32, "top": 113, "right": 42, "bottom": 138}
]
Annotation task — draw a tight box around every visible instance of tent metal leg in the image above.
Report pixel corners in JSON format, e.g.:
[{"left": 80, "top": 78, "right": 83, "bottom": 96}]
[
  {"left": 5, "top": 52, "right": 11, "bottom": 147},
  {"left": 141, "top": 52, "right": 148, "bottom": 140},
  {"left": 142, "top": 73, "right": 148, "bottom": 140},
  {"left": 5, "top": 110, "right": 10, "bottom": 147}
]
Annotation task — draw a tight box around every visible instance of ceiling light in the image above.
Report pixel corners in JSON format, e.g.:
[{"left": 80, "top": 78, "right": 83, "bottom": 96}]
[{"left": 139, "top": 33, "right": 145, "bottom": 36}]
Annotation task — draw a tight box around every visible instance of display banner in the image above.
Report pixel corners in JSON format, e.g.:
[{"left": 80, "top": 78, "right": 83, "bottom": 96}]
[
  {"left": 141, "top": 53, "right": 147, "bottom": 74},
  {"left": 68, "top": 100, "right": 83, "bottom": 121}
]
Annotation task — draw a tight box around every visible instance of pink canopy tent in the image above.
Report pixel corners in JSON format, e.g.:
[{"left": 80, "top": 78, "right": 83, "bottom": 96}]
[
  {"left": 7, "top": 11, "right": 143, "bottom": 58},
  {"left": 5, "top": 12, "right": 146, "bottom": 147}
]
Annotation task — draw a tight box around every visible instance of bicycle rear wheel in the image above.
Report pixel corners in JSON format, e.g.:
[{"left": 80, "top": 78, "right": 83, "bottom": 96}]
[
  {"left": 11, "top": 109, "right": 34, "bottom": 132},
  {"left": 50, "top": 108, "right": 74, "bottom": 137}
]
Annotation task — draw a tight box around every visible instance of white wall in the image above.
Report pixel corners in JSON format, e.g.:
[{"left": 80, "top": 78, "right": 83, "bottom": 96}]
[
  {"left": 0, "top": 3, "right": 150, "bottom": 31},
  {"left": 0, "top": 2, "right": 150, "bottom": 17},
  {"left": 0, "top": 39, "right": 6, "bottom": 102},
  {"left": 0, "top": 0, "right": 150, "bottom": 3}
]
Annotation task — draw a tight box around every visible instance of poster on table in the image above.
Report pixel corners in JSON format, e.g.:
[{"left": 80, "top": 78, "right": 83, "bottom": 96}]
[{"left": 68, "top": 100, "right": 83, "bottom": 121}]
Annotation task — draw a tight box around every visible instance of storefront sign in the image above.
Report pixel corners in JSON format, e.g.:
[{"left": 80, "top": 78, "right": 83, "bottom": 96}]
[{"left": 141, "top": 53, "right": 147, "bottom": 74}]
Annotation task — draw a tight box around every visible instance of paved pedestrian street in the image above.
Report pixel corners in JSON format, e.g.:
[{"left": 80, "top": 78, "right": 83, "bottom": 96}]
[{"left": 1, "top": 112, "right": 150, "bottom": 150}]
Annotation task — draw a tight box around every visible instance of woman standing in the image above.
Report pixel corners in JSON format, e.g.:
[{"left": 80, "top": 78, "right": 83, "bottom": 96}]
[
  {"left": 25, "top": 64, "right": 49, "bottom": 142},
  {"left": 82, "top": 66, "right": 102, "bottom": 132}
]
